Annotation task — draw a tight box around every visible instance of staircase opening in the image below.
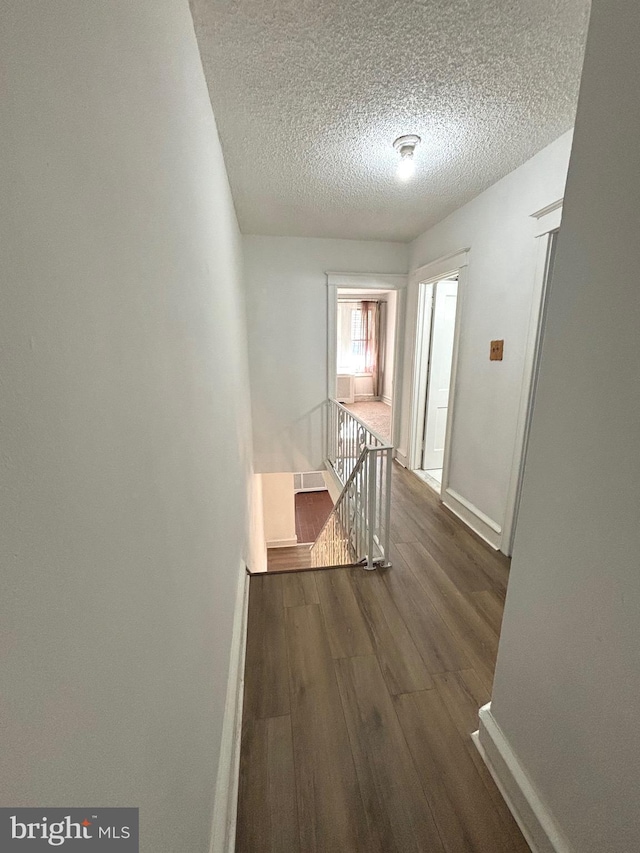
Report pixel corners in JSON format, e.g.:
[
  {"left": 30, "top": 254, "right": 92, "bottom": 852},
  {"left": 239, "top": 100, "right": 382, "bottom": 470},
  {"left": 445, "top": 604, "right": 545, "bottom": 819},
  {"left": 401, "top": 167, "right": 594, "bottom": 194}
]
[
  {"left": 254, "top": 396, "right": 394, "bottom": 574},
  {"left": 260, "top": 471, "right": 333, "bottom": 572},
  {"left": 294, "top": 474, "right": 334, "bottom": 544},
  {"left": 321, "top": 398, "right": 393, "bottom": 570}
]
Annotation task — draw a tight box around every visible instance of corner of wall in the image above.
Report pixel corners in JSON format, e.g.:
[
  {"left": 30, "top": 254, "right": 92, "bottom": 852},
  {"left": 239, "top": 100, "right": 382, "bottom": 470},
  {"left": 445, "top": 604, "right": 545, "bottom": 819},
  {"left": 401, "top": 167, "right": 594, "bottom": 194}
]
[
  {"left": 474, "top": 704, "right": 572, "bottom": 853},
  {"left": 209, "top": 562, "right": 251, "bottom": 853},
  {"left": 247, "top": 473, "right": 267, "bottom": 573}
]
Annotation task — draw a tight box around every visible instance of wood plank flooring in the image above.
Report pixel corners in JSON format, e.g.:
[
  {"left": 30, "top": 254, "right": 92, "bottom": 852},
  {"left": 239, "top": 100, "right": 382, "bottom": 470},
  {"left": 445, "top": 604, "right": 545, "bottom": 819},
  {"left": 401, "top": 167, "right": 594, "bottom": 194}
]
[
  {"left": 295, "top": 490, "right": 334, "bottom": 543},
  {"left": 266, "top": 544, "right": 312, "bottom": 571},
  {"left": 236, "top": 463, "right": 528, "bottom": 852}
]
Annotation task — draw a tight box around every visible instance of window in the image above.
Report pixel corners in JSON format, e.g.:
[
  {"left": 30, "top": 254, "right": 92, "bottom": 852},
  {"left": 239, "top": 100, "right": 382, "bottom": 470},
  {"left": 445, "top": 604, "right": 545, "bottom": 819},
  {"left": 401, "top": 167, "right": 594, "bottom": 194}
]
[
  {"left": 350, "top": 308, "right": 366, "bottom": 369},
  {"left": 337, "top": 300, "right": 378, "bottom": 375}
]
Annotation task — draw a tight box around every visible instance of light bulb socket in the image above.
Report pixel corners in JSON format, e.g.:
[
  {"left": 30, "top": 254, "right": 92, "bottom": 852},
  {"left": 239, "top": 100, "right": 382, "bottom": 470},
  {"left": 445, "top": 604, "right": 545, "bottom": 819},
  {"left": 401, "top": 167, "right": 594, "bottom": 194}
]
[
  {"left": 394, "top": 135, "right": 420, "bottom": 181},
  {"left": 393, "top": 134, "right": 421, "bottom": 157}
]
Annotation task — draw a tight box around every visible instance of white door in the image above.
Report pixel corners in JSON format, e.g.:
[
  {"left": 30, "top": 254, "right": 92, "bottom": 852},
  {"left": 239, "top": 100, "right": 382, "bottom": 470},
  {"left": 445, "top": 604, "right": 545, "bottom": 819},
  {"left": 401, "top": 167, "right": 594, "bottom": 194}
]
[{"left": 422, "top": 279, "right": 458, "bottom": 470}]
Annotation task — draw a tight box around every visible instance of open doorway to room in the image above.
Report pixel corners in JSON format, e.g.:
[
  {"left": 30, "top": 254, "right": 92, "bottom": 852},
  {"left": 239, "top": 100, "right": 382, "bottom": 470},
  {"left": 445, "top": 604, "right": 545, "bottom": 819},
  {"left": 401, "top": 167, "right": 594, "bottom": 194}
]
[
  {"left": 334, "top": 287, "right": 398, "bottom": 444},
  {"left": 416, "top": 277, "right": 458, "bottom": 491},
  {"left": 409, "top": 270, "right": 461, "bottom": 495}
]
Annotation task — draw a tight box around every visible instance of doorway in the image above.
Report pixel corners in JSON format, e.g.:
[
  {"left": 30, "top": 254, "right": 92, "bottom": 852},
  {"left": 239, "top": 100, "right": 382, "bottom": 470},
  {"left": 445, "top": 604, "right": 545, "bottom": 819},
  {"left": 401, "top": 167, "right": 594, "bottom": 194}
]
[
  {"left": 413, "top": 277, "right": 459, "bottom": 493},
  {"left": 421, "top": 278, "right": 458, "bottom": 481},
  {"left": 406, "top": 250, "right": 467, "bottom": 497},
  {"left": 334, "top": 287, "right": 398, "bottom": 444}
]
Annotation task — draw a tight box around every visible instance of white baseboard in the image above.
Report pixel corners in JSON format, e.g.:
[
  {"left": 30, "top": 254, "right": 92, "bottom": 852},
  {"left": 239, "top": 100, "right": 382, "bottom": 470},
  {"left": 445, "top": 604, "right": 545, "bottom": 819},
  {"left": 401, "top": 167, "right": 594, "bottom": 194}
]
[
  {"left": 442, "top": 487, "right": 501, "bottom": 550},
  {"left": 209, "top": 564, "right": 250, "bottom": 853},
  {"left": 474, "top": 703, "right": 571, "bottom": 853},
  {"left": 395, "top": 450, "right": 408, "bottom": 468},
  {"left": 381, "top": 395, "right": 392, "bottom": 406},
  {"left": 323, "top": 463, "right": 343, "bottom": 504},
  {"left": 266, "top": 537, "right": 298, "bottom": 548}
]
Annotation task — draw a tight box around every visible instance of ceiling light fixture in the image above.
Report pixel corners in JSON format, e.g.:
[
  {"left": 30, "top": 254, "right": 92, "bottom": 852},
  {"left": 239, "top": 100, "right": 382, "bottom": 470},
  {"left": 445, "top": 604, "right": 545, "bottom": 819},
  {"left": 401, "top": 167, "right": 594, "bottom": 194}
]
[{"left": 393, "top": 134, "right": 421, "bottom": 181}]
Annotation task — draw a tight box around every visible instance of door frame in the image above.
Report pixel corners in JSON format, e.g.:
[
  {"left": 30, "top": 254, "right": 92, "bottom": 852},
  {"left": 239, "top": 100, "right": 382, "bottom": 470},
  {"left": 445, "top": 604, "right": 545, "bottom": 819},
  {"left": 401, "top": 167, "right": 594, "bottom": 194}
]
[
  {"left": 326, "top": 272, "right": 408, "bottom": 448},
  {"left": 421, "top": 278, "right": 460, "bottom": 472},
  {"left": 501, "top": 200, "right": 563, "bottom": 554},
  {"left": 413, "top": 280, "right": 435, "bottom": 469},
  {"left": 407, "top": 249, "right": 469, "bottom": 496}
]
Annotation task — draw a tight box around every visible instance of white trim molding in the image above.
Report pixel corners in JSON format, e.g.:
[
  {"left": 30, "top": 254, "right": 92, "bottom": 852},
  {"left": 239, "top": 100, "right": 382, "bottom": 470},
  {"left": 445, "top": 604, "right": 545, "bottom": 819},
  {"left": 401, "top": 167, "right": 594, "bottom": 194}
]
[
  {"left": 209, "top": 564, "right": 250, "bottom": 853},
  {"left": 326, "top": 272, "right": 407, "bottom": 289},
  {"left": 474, "top": 703, "right": 572, "bottom": 853},
  {"left": 442, "top": 488, "right": 501, "bottom": 550},
  {"left": 394, "top": 450, "right": 409, "bottom": 468},
  {"left": 502, "top": 200, "right": 563, "bottom": 555},
  {"left": 530, "top": 199, "right": 563, "bottom": 236},
  {"left": 266, "top": 537, "right": 298, "bottom": 549},
  {"left": 407, "top": 248, "right": 470, "bottom": 502},
  {"left": 411, "top": 247, "right": 471, "bottom": 287},
  {"left": 322, "top": 464, "right": 343, "bottom": 503},
  {"left": 407, "top": 280, "right": 434, "bottom": 470}
]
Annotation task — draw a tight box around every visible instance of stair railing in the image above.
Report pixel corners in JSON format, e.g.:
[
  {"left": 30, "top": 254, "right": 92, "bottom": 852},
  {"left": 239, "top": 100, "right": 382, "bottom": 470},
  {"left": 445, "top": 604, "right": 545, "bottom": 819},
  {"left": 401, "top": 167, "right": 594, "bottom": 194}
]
[
  {"left": 327, "top": 397, "right": 389, "bottom": 483},
  {"left": 310, "top": 399, "right": 392, "bottom": 570}
]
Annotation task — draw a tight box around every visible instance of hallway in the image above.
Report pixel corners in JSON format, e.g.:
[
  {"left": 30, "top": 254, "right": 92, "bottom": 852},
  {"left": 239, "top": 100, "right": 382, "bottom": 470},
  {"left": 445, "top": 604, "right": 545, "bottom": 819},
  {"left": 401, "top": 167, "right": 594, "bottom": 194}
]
[
  {"left": 236, "top": 464, "right": 528, "bottom": 851},
  {"left": 344, "top": 400, "right": 392, "bottom": 442}
]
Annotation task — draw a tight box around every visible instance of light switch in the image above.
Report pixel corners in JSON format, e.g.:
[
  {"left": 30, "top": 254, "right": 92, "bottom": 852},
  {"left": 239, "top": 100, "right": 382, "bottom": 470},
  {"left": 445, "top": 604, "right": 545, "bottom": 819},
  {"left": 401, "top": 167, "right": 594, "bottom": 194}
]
[{"left": 490, "top": 339, "right": 504, "bottom": 361}]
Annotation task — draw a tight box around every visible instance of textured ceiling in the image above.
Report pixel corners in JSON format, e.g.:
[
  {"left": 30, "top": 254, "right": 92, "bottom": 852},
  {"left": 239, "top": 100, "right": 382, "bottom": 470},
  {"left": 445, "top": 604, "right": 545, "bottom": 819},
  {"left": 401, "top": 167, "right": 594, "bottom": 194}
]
[{"left": 190, "top": 0, "right": 590, "bottom": 242}]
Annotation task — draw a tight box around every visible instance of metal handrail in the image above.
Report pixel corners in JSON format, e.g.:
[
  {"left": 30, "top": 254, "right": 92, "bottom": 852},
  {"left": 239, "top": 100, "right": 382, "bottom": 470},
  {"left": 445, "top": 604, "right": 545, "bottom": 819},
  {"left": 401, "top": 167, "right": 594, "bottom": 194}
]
[
  {"left": 330, "top": 397, "right": 390, "bottom": 447},
  {"left": 327, "top": 398, "right": 390, "bottom": 485},
  {"left": 312, "top": 444, "right": 368, "bottom": 549},
  {"left": 310, "top": 399, "right": 393, "bottom": 570}
]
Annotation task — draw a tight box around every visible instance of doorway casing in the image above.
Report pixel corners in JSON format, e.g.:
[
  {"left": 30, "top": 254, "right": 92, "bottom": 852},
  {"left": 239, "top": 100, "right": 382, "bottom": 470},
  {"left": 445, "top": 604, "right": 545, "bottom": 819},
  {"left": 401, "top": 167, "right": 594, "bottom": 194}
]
[
  {"left": 405, "top": 206, "right": 562, "bottom": 555},
  {"left": 501, "top": 199, "right": 563, "bottom": 554},
  {"left": 407, "top": 249, "right": 469, "bottom": 510},
  {"left": 326, "top": 272, "right": 407, "bottom": 450},
  {"left": 420, "top": 277, "right": 459, "bottom": 475}
]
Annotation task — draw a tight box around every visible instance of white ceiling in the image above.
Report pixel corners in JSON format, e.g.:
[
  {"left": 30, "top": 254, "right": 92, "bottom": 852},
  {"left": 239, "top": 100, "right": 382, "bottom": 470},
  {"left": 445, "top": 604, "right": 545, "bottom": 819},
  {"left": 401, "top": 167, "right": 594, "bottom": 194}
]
[{"left": 190, "top": 0, "right": 589, "bottom": 243}]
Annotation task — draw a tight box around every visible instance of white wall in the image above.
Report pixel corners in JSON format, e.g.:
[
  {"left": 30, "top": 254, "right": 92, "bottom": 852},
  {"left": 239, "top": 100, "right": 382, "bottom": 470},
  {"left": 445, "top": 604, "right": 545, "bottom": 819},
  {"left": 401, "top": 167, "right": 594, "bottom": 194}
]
[
  {"left": 0, "top": 3, "right": 252, "bottom": 851},
  {"left": 488, "top": 2, "right": 640, "bottom": 850},
  {"left": 354, "top": 374, "right": 375, "bottom": 399},
  {"left": 247, "top": 474, "right": 268, "bottom": 573},
  {"left": 322, "top": 470, "right": 343, "bottom": 504},
  {"left": 243, "top": 236, "right": 408, "bottom": 472},
  {"left": 399, "top": 131, "right": 574, "bottom": 547},
  {"left": 262, "top": 473, "right": 297, "bottom": 547}
]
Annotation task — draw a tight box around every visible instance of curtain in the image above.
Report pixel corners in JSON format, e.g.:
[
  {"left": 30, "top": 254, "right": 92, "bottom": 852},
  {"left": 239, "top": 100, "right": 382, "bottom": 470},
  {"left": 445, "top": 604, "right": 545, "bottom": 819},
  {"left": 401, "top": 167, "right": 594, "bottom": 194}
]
[{"left": 360, "top": 301, "right": 379, "bottom": 395}]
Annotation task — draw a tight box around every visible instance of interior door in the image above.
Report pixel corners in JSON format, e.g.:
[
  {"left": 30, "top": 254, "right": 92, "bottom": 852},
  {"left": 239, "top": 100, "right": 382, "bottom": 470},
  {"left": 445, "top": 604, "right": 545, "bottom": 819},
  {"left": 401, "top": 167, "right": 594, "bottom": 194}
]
[{"left": 422, "top": 279, "right": 458, "bottom": 470}]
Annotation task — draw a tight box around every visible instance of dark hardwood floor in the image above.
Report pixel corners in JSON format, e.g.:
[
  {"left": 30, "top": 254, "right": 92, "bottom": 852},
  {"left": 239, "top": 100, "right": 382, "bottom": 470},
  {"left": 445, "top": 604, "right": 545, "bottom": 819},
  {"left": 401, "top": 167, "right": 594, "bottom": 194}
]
[
  {"left": 295, "top": 490, "right": 334, "bottom": 543},
  {"left": 236, "top": 463, "right": 529, "bottom": 852},
  {"left": 265, "top": 491, "right": 334, "bottom": 571}
]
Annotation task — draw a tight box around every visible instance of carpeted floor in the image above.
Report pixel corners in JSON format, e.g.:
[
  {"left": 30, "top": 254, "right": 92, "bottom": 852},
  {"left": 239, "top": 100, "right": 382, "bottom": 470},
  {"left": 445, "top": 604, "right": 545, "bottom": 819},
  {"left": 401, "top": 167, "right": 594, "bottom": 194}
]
[{"left": 344, "top": 401, "right": 392, "bottom": 442}]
